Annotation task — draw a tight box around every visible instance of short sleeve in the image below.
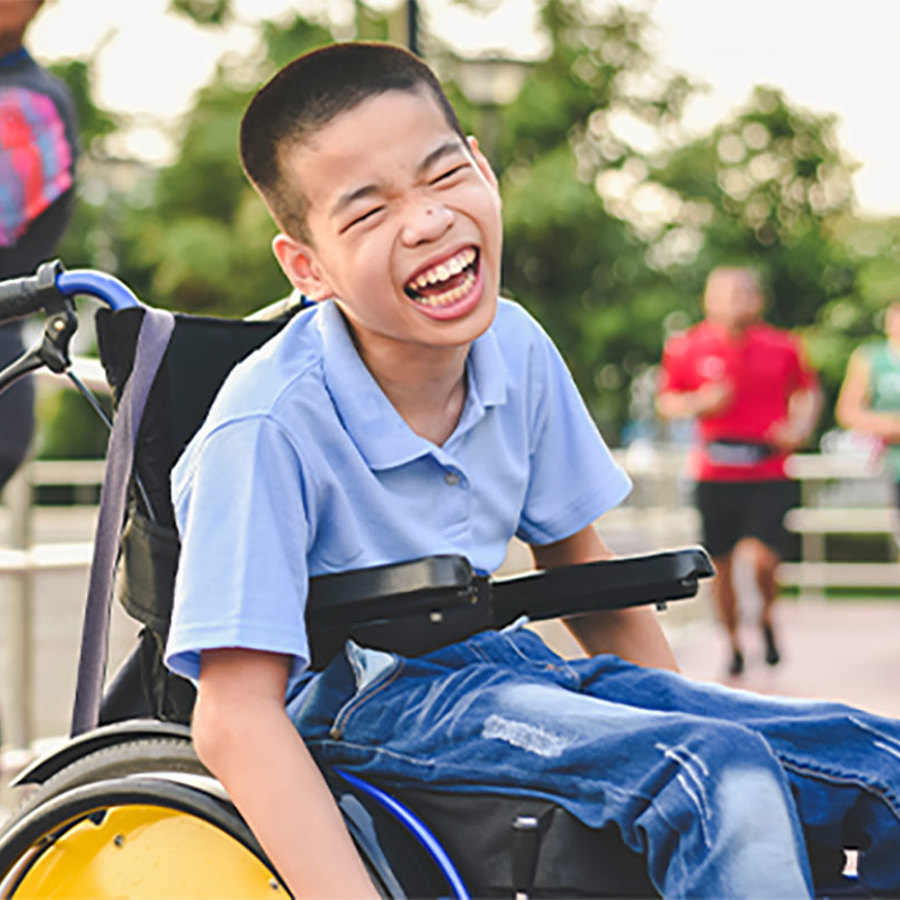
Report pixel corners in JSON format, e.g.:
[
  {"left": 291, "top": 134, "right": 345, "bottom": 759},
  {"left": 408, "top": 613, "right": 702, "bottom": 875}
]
[
  {"left": 165, "top": 416, "right": 312, "bottom": 682},
  {"left": 515, "top": 325, "right": 631, "bottom": 545}
]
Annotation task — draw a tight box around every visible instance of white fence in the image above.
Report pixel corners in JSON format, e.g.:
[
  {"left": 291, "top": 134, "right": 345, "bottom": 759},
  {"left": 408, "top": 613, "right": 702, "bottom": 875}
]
[{"left": 607, "top": 446, "right": 898, "bottom": 594}]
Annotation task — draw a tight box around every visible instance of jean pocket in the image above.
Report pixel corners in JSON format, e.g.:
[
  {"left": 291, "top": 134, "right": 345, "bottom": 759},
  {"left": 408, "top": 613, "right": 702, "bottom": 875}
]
[
  {"left": 330, "top": 641, "right": 404, "bottom": 739},
  {"left": 346, "top": 640, "right": 400, "bottom": 692}
]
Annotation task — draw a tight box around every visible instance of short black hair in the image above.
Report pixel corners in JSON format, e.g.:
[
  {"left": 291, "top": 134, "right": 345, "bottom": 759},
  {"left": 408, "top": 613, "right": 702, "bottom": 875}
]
[{"left": 240, "top": 41, "right": 466, "bottom": 243}]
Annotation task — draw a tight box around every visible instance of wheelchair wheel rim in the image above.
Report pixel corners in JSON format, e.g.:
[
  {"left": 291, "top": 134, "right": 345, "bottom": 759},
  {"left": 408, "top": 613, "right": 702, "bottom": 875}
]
[{"left": 3, "top": 803, "right": 283, "bottom": 899}]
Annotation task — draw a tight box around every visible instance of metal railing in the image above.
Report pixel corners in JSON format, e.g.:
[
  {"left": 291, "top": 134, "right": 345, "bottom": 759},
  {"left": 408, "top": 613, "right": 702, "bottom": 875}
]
[{"left": 1, "top": 357, "right": 108, "bottom": 752}]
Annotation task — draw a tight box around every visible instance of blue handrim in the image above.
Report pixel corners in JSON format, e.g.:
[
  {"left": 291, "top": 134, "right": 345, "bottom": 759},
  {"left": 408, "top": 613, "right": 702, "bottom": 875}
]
[
  {"left": 335, "top": 769, "right": 470, "bottom": 900},
  {"left": 56, "top": 269, "right": 141, "bottom": 310}
]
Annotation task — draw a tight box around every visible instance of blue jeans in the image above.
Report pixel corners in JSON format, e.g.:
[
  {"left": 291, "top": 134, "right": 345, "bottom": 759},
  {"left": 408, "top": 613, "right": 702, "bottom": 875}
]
[{"left": 292, "top": 624, "right": 900, "bottom": 897}]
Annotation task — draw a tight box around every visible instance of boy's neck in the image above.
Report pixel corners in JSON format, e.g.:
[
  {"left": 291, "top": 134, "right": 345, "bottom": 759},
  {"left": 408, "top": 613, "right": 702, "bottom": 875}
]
[{"left": 358, "top": 340, "right": 470, "bottom": 447}]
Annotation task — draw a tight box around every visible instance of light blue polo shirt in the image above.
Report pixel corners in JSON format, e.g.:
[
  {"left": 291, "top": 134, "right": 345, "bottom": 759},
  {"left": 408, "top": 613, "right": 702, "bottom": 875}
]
[{"left": 165, "top": 298, "right": 631, "bottom": 689}]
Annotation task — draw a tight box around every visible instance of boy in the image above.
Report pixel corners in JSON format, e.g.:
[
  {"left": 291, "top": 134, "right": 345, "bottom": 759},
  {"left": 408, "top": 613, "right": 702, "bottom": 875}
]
[{"left": 166, "top": 43, "right": 900, "bottom": 897}]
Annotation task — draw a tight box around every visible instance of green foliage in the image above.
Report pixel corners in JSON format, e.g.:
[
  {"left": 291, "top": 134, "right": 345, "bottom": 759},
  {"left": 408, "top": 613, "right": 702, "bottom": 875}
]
[
  {"left": 652, "top": 86, "right": 858, "bottom": 323},
  {"left": 645, "top": 86, "right": 864, "bottom": 432},
  {"left": 261, "top": 15, "right": 336, "bottom": 70},
  {"left": 490, "top": 0, "right": 698, "bottom": 437},
  {"left": 46, "top": 58, "right": 120, "bottom": 151},
  {"left": 168, "top": 0, "right": 232, "bottom": 27},
  {"left": 36, "top": 390, "right": 110, "bottom": 460}
]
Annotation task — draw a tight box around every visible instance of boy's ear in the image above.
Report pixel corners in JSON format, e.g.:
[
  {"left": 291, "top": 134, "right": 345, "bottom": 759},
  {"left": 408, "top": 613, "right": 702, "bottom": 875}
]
[
  {"left": 272, "top": 233, "right": 334, "bottom": 301},
  {"left": 467, "top": 136, "right": 499, "bottom": 192}
]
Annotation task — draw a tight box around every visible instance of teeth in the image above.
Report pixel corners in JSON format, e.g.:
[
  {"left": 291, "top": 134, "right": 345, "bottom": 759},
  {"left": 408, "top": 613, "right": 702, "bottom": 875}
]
[
  {"left": 411, "top": 248, "right": 476, "bottom": 291},
  {"left": 412, "top": 268, "right": 476, "bottom": 307}
]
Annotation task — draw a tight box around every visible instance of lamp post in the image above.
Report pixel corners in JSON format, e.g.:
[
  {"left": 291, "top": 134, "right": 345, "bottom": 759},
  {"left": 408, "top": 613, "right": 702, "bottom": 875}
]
[
  {"left": 406, "top": 0, "right": 418, "bottom": 55},
  {"left": 453, "top": 54, "right": 531, "bottom": 171}
]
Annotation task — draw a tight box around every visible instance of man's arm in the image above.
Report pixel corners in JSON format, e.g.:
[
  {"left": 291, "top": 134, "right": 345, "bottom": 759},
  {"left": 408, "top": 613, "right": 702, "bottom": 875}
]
[
  {"left": 656, "top": 378, "right": 734, "bottom": 420},
  {"left": 766, "top": 384, "right": 823, "bottom": 452},
  {"left": 193, "top": 648, "right": 378, "bottom": 899},
  {"left": 530, "top": 523, "right": 679, "bottom": 671}
]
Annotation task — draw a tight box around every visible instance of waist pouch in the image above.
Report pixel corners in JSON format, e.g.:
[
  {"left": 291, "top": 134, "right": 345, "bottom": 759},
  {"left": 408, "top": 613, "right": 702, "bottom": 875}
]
[{"left": 704, "top": 438, "right": 776, "bottom": 466}]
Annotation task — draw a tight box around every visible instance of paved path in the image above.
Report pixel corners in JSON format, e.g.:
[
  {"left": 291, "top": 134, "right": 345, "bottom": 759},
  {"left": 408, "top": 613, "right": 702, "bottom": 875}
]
[
  {"left": 530, "top": 589, "right": 900, "bottom": 718},
  {"left": 668, "top": 594, "right": 900, "bottom": 719}
]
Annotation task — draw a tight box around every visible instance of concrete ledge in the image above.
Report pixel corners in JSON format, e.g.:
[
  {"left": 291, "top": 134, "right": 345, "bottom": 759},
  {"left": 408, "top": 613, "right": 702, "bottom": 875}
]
[
  {"left": 785, "top": 507, "right": 897, "bottom": 535},
  {"left": 0, "top": 542, "right": 94, "bottom": 574},
  {"left": 778, "top": 561, "right": 899, "bottom": 589}
]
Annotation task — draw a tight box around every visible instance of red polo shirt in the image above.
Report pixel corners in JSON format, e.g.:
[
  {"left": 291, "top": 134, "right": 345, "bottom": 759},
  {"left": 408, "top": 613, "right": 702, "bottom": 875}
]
[{"left": 659, "top": 320, "right": 818, "bottom": 481}]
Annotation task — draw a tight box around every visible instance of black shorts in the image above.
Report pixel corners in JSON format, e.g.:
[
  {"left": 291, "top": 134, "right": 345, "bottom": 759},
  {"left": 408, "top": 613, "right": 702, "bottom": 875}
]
[{"left": 695, "top": 480, "right": 799, "bottom": 559}]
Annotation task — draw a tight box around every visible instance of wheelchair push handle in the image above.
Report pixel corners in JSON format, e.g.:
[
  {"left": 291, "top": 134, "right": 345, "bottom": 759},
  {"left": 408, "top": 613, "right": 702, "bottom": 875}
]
[
  {"left": 0, "top": 260, "right": 141, "bottom": 324},
  {"left": 0, "top": 259, "right": 64, "bottom": 323}
]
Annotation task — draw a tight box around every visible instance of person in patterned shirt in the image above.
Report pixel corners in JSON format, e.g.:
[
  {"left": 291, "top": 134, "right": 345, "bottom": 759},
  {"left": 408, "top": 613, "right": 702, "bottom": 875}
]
[{"left": 0, "top": 0, "right": 78, "bottom": 492}]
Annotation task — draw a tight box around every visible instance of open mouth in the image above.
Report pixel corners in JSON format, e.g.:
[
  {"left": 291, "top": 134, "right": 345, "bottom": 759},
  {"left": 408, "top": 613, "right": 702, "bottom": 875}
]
[{"left": 403, "top": 247, "right": 479, "bottom": 308}]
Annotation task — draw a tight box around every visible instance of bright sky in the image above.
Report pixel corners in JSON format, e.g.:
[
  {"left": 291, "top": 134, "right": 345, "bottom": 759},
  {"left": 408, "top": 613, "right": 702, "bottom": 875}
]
[{"left": 27, "top": 0, "right": 900, "bottom": 218}]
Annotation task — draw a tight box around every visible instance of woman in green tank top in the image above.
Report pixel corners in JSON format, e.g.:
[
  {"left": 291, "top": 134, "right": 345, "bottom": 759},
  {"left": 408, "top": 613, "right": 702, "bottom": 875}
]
[{"left": 837, "top": 301, "right": 900, "bottom": 512}]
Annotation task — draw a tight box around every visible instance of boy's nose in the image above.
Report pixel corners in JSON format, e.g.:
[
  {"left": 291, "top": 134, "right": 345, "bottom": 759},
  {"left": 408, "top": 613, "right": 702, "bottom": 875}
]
[{"left": 401, "top": 202, "right": 453, "bottom": 245}]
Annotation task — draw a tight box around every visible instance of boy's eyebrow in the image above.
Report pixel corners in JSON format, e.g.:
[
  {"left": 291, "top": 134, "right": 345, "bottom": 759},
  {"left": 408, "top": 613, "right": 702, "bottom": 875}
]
[
  {"left": 418, "top": 138, "right": 468, "bottom": 175},
  {"left": 329, "top": 138, "right": 468, "bottom": 220}
]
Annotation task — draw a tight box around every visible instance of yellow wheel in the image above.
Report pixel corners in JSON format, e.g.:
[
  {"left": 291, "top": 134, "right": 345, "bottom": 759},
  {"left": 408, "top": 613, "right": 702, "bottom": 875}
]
[
  {"left": 5, "top": 803, "right": 282, "bottom": 899},
  {"left": 0, "top": 776, "right": 287, "bottom": 899}
]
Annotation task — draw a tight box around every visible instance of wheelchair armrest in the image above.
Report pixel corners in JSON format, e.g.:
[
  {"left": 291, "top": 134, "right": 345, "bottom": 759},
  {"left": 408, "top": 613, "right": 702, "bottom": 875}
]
[
  {"left": 306, "top": 555, "right": 481, "bottom": 629},
  {"left": 490, "top": 547, "right": 714, "bottom": 626},
  {"left": 303, "top": 547, "right": 713, "bottom": 667},
  {"left": 305, "top": 556, "right": 490, "bottom": 667}
]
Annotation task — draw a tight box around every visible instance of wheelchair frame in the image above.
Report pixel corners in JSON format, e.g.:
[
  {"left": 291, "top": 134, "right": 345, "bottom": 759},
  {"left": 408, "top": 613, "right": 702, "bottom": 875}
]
[{"left": 0, "top": 261, "right": 714, "bottom": 898}]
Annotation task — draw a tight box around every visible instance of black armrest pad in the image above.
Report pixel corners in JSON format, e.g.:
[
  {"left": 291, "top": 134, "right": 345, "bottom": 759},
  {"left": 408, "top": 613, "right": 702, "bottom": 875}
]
[
  {"left": 306, "top": 555, "right": 479, "bottom": 629},
  {"left": 490, "top": 547, "right": 714, "bottom": 627},
  {"left": 304, "top": 547, "right": 714, "bottom": 666},
  {"left": 305, "top": 555, "right": 488, "bottom": 668}
]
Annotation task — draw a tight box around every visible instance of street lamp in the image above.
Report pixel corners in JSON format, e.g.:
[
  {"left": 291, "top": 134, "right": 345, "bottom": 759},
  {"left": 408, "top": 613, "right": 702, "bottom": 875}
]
[{"left": 453, "top": 54, "right": 531, "bottom": 170}]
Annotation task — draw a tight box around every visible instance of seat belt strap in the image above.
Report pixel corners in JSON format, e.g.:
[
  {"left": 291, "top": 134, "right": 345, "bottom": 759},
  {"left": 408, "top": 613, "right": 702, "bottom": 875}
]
[{"left": 71, "top": 306, "right": 175, "bottom": 736}]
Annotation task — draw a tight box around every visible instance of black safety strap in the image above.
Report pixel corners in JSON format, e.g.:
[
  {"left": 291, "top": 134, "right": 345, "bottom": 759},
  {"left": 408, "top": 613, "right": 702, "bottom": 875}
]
[{"left": 71, "top": 306, "right": 175, "bottom": 736}]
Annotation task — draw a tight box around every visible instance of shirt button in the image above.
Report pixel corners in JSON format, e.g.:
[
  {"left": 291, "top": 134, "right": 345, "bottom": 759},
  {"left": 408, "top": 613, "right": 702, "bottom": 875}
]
[{"left": 444, "top": 471, "right": 460, "bottom": 486}]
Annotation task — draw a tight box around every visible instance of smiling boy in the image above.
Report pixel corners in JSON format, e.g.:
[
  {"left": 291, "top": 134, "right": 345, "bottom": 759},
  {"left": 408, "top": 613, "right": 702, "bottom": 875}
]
[{"left": 165, "top": 43, "right": 900, "bottom": 897}]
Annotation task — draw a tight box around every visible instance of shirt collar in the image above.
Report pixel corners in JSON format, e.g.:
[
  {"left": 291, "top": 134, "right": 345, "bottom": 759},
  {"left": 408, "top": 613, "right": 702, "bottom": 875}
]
[{"left": 318, "top": 299, "right": 508, "bottom": 470}]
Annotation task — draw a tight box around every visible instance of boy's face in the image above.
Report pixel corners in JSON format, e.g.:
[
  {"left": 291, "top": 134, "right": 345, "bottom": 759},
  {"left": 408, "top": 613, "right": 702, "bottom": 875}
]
[{"left": 273, "top": 88, "right": 502, "bottom": 362}]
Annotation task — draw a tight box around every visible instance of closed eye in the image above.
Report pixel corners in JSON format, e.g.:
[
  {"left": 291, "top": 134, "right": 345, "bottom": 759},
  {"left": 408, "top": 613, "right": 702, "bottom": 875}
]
[
  {"left": 343, "top": 206, "right": 384, "bottom": 232},
  {"left": 431, "top": 163, "right": 469, "bottom": 185}
]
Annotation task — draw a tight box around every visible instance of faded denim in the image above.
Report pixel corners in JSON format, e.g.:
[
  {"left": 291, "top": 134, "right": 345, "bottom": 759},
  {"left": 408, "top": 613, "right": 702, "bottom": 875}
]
[{"left": 292, "top": 625, "right": 900, "bottom": 897}]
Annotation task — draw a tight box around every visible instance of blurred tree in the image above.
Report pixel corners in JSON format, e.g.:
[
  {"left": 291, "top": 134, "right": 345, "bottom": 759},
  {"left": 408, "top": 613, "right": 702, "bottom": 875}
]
[
  {"left": 169, "top": 0, "right": 233, "bottom": 27},
  {"left": 39, "top": 0, "right": 895, "bottom": 448},
  {"left": 45, "top": 56, "right": 124, "bottom": 272},
  {"left": 114, "top": 13, "right": 337, "bottom": 316},
  {"left": 457, "top": 0, "right": 698, "bottom": 437},
  {"left": 651, "top": 86, "right": 858, "bottom": 324},
  {"left": 647, "top": 86, "right": 863, "bottom": 433}
]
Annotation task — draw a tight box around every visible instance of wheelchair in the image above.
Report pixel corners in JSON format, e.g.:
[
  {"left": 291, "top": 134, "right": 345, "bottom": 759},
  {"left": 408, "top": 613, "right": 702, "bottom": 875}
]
[{"left": 0, "top": 259, "right": 725, "bottom": 897}]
